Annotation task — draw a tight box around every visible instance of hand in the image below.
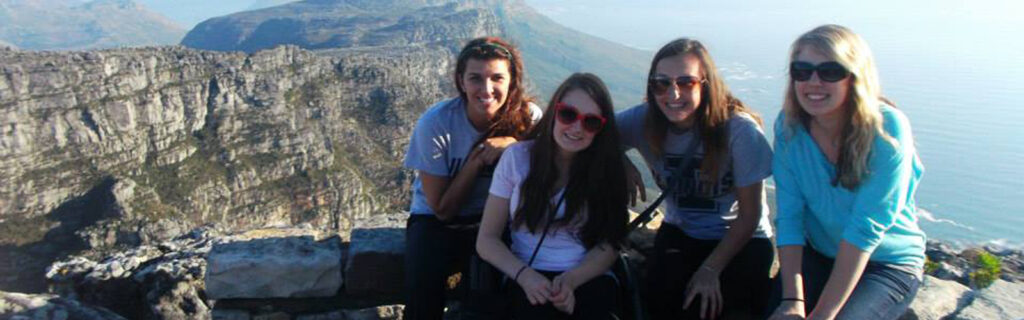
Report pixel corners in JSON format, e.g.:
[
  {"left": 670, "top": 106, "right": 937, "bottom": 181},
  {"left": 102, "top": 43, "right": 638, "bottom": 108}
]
[
  {"left": 767, "top": 300, "right": 806, "bottom": 320},
  {"left": 624, "top": 159, "right": 646, "bottom": 206},
  {"left": 550, "top": 272, "right": 579, "bottom": 314},
  {"left": 516, "top": 268, "right": 553, "bottom": 306},
  {"left": 683, "top": 265, "right": 723, "bottom": 320},
  {"left": 475, "top": 136, "right": 518, "bottom": 165}
]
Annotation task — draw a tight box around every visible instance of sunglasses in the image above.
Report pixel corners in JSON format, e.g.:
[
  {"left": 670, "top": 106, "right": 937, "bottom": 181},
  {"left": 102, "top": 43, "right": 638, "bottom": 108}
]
[
  {"left": 649, "top": 75, "right": 704, "bottom": 95},
  {"left": 789, "top": 61, "right": 850, "bottom": 82},
  {"left": 555, "top": 102, "right": 606, "bottom": 133}
]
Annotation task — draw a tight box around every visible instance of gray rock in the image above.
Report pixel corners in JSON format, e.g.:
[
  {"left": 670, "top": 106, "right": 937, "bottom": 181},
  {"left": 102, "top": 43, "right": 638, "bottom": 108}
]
[
  {"left": 954, "top": 279, "right": 1024, "bottom": 320},
  {"left": 0, "top": 290, "right": 127, "bottom": 320},
  {"left": 345, "top": 214, "right": 407, "bottom": 296},
  {"left": 206, "top": 233, "right": 343, "bottom": 299},
  {"left": 933, "top": 261, "right": 969, "bottom": 284},
  {"left": 296, "top": 305, "right": 404, "bottom": 320},
  {"left": 900, "top": 276, "right": 972, "bottom": 320},
  {"left": 212, "top": 309, "right": 252, "bottom": 320}
]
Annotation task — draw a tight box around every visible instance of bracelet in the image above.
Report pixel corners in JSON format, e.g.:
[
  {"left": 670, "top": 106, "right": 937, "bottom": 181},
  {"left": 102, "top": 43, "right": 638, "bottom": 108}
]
[
  {"left": 782, "top": 298, "right": 805, "bottom": 302},
  {"left": 513, "top": 265, "right": 528, "bottom": 282}
]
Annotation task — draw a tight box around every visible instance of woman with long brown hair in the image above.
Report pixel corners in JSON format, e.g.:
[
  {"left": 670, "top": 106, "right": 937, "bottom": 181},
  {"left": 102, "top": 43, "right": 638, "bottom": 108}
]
[
  {"left": 402, "top": 36, "right": 541, "bottom": 320},
  {"left": 617, "top": 38, "right": 775, "bottom": 319},
  {"left": 476, "top": 73, "right": 629, "bottom": 319},
  {"left": 769, "top": 24, "right": 925, "bottom": 320}
]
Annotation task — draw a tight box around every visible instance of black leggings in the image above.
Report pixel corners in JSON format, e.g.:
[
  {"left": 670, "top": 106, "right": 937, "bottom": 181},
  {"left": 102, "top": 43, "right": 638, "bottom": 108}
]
[
  {"left": 508, "top": 270, "right": 620, "bottom": 320},
  {"left": 645, "top": 224, "right": 775, "bottom": 320},
  {"left": 403, "top": 215, "right": 479, "bottom": 320}
]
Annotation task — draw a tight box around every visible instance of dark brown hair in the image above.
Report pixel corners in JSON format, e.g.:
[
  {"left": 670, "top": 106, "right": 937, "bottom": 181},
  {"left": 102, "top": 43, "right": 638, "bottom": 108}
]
[
  {"left": 644, "top": 38, "right": 762, "bottom": 181},
  {"left": 455, "top": 37, "right": 534, "bottom": 141},
  {"left": 512, "top": 73, "right": 628, "bottom": 250}
]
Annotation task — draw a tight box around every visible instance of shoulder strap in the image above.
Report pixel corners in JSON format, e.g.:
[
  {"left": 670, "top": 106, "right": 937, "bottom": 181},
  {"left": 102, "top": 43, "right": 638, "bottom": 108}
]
[
  {"left": 527, "top": 191, "right": 567, "bottom": 266},
  {"left": 627, "top": 130, "right": 701, "bottom": 233}
]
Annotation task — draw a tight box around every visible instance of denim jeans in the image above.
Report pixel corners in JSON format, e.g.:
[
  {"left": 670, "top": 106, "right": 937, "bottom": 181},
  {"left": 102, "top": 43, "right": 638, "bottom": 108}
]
[{"left": 790, "top": 246, "right": 922, "bottom": 320}]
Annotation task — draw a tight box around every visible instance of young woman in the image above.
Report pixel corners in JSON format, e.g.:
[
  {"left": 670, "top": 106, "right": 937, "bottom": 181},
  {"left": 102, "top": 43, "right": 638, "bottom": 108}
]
[
  {"left": 402, "top": 37, "right": 541, "bottom": 320},
  {"left": 617, "top": 38, "right": 775, "bottom": 319},
  {"left": 476, "top": 73, "right": 629, "bottom": 319},
  {"left": 769, "top": 25, "right": 926, "bottom": 320}
]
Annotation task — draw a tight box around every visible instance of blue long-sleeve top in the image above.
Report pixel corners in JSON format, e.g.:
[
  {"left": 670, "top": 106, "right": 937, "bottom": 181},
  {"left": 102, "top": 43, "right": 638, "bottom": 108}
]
[{"left": 772, "top": 105, "right": 926, "bottom": 269}]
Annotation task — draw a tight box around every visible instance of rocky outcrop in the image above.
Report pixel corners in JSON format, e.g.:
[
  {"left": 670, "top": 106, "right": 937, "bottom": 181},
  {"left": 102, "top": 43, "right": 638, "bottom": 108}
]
[
  {"left": 0, "top": 290, "right": 127, "bottom": 320},
  {"left": 45, "top": 227, "right": 219, "bottom": 319},
  {"left": 0, "top": 43, "right": 454, "bottom": 292},
  {"left": 900, "top": 276, "right": 972, "bottom": 320},
  {"left": 953, "top": 280, "right": 1024, "bottom": 320}
]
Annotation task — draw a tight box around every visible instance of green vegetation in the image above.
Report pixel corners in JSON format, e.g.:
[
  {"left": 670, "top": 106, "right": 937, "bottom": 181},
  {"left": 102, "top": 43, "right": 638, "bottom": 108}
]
[
  {"left": 969, "top": 251, "right": 1002, "bottom": 289},
  {"left": 924, "top": 259, "right": 940, "bottom": 275}
]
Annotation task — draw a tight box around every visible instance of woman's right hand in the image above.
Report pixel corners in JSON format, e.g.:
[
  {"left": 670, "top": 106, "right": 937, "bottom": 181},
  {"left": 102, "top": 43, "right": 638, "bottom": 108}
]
[
  {"left": 516, "top": 268, "right": 553, "bottom": 305},
  {"left": 474, "top": 136, "right": 518, "bottom": 165},
  {"left": 768, "top": 301, "right": 806, "bottom": 320}
]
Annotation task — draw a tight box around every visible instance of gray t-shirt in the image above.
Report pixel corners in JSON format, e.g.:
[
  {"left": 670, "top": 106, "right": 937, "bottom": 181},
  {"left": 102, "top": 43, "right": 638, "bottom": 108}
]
[
  {"left": 403, "top": 97, "right": 541, "bottom": 217},
  {"left": 616, "top": 103, "right": 774, "bottom": 240}
]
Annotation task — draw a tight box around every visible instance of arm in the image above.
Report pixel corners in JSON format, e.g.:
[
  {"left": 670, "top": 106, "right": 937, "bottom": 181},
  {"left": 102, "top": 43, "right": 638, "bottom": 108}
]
[
  {"left": 550, "top": 242, "right": 617, "bottom": 314},
  {"left": 421, "top": 136, "right": 518, "bottom": 220},
  {"left": 807, "top": 241, "right": 871, "bottom": 320},
  {"left": 770, "top": 245, "right": 807, "bottom": 320},
  {"left": 476, "top": 193, "right": 554, "bottom": 305},
  {"left": 682, "top": 182, "right": 763, "bottom": 319}
]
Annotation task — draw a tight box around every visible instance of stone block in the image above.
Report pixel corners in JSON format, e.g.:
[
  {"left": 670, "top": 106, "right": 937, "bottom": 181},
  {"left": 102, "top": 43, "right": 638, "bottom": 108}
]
[
  {"left": 206, "top": 235, "right": 343, "bottom": 299},
  {"left": 345, "top": 214, "right": 407, "bottom": 296},
  {"left": 954, "top": 279, "right": 1024, "bottom": 320}
]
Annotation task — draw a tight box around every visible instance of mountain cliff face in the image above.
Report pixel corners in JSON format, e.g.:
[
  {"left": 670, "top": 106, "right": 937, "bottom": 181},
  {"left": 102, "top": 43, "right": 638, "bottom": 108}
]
[
  {"left": 180, "top": 0, "right": 650, "bottom": 107},
  {"left": 0, "top": 0, "right": 186, "bottom": 50},
  {"left": 0, "top": 43, "right": 456, "bottom": 292}
]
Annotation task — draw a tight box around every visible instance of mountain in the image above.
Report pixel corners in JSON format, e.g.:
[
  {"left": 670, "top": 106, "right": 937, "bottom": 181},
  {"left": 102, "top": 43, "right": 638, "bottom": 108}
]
[
  {"left": 180, "top": 0, "right": 650, "bottom": 107},
  {"left": 0, "top": 0, "right": 186, "bottom": 51},
  {"left": 0, "top": 43, "right": 458, "bottom": 292}
]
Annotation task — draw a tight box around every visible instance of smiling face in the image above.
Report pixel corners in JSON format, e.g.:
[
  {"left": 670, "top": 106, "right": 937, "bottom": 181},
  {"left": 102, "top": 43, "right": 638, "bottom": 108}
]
[
  {"left": 653, "top": 53, "right": 703, "bottom": 129},
  {"left": 553, "top": 89, "right": 602, "bottom": 157},
  {"left": 793, "top": 45, "right": 851, "bottom": 120},
  {"left": 460, "top": 58, "right": 511, "bottom": 131}
]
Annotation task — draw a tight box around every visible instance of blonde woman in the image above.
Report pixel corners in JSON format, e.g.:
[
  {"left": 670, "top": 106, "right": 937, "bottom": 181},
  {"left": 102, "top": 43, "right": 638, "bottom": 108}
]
[{"left": 770, "top": 25, "right": 926, "bottom": 320}]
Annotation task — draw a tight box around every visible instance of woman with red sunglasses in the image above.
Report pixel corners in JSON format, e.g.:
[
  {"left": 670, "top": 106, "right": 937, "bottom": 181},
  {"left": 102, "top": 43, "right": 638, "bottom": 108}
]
[
  {"left": 617, "top": 38, "right": 775, "bottom": 319},
  {"left": 402, "top": 37, "right": 542, "bottom": 320},
  {"left": 769, "top": 25, "right": 925, "bottom": 320},
  {"left": 477, "top": 73, "right": 629, "bottom": 319}
]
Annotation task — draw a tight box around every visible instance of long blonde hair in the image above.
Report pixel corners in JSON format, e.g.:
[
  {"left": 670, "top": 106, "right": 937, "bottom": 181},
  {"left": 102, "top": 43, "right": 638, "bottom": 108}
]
[{"left": 782, "top": 24, "right": 896, "bottom": 189}]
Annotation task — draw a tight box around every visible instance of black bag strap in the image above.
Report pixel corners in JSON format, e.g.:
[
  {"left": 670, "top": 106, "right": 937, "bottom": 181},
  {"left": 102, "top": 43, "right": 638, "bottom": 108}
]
[
  {"left": 627, "top": 130, "right": 701, "bottom": 233},
  {"left": 527, "top": 191, "right": 567, "bottom": 266}
]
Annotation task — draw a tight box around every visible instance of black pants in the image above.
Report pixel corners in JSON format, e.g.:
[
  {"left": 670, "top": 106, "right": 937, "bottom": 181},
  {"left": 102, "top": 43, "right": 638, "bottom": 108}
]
[
  {"left": 404, "top": 214, "right": 480, "bottom": 320},
  {"left": 645, "top": 224, "right": 775, "bottom": 320},
  {"left": 508, "top": 270, "right": 620, "bottom": 320}
]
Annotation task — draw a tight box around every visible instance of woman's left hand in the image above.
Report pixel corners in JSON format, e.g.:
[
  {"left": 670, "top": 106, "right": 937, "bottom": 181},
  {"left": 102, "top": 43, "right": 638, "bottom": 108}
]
[
  {"left": 683, "top": 265, "right": 723, "bottom": 320},
  {"left": 550, "top": 273, "right": 578, "bottom": 315}
]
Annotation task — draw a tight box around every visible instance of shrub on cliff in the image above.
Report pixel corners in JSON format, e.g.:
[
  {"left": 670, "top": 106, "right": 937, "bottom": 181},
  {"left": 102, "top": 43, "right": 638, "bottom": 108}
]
[{"left": 970, "top": 251, "right": 1002, "bottom": 288}]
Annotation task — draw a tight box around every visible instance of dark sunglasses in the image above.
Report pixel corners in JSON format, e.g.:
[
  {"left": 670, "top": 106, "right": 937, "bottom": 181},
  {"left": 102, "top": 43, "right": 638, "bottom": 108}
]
[
  {"left": 649, "top": 75, "right": 704, "bottom": 95},
  {"left": 555, "top": 102, "right": 606, "bottom": 133},
  {"left": 789, "top": 61, "right": 850, "bottom": 82}
]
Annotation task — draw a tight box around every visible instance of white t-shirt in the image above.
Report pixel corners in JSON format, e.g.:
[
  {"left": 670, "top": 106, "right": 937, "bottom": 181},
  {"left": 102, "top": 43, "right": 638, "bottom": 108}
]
[{"left": 489, "top": 141, "right": 587, "bottom": 272}]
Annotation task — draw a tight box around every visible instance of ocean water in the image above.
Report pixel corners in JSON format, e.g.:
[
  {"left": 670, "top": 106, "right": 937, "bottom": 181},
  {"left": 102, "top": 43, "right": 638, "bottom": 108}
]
[{"left": 527, "top": 0, "right": 1024, "bottom": 248}]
